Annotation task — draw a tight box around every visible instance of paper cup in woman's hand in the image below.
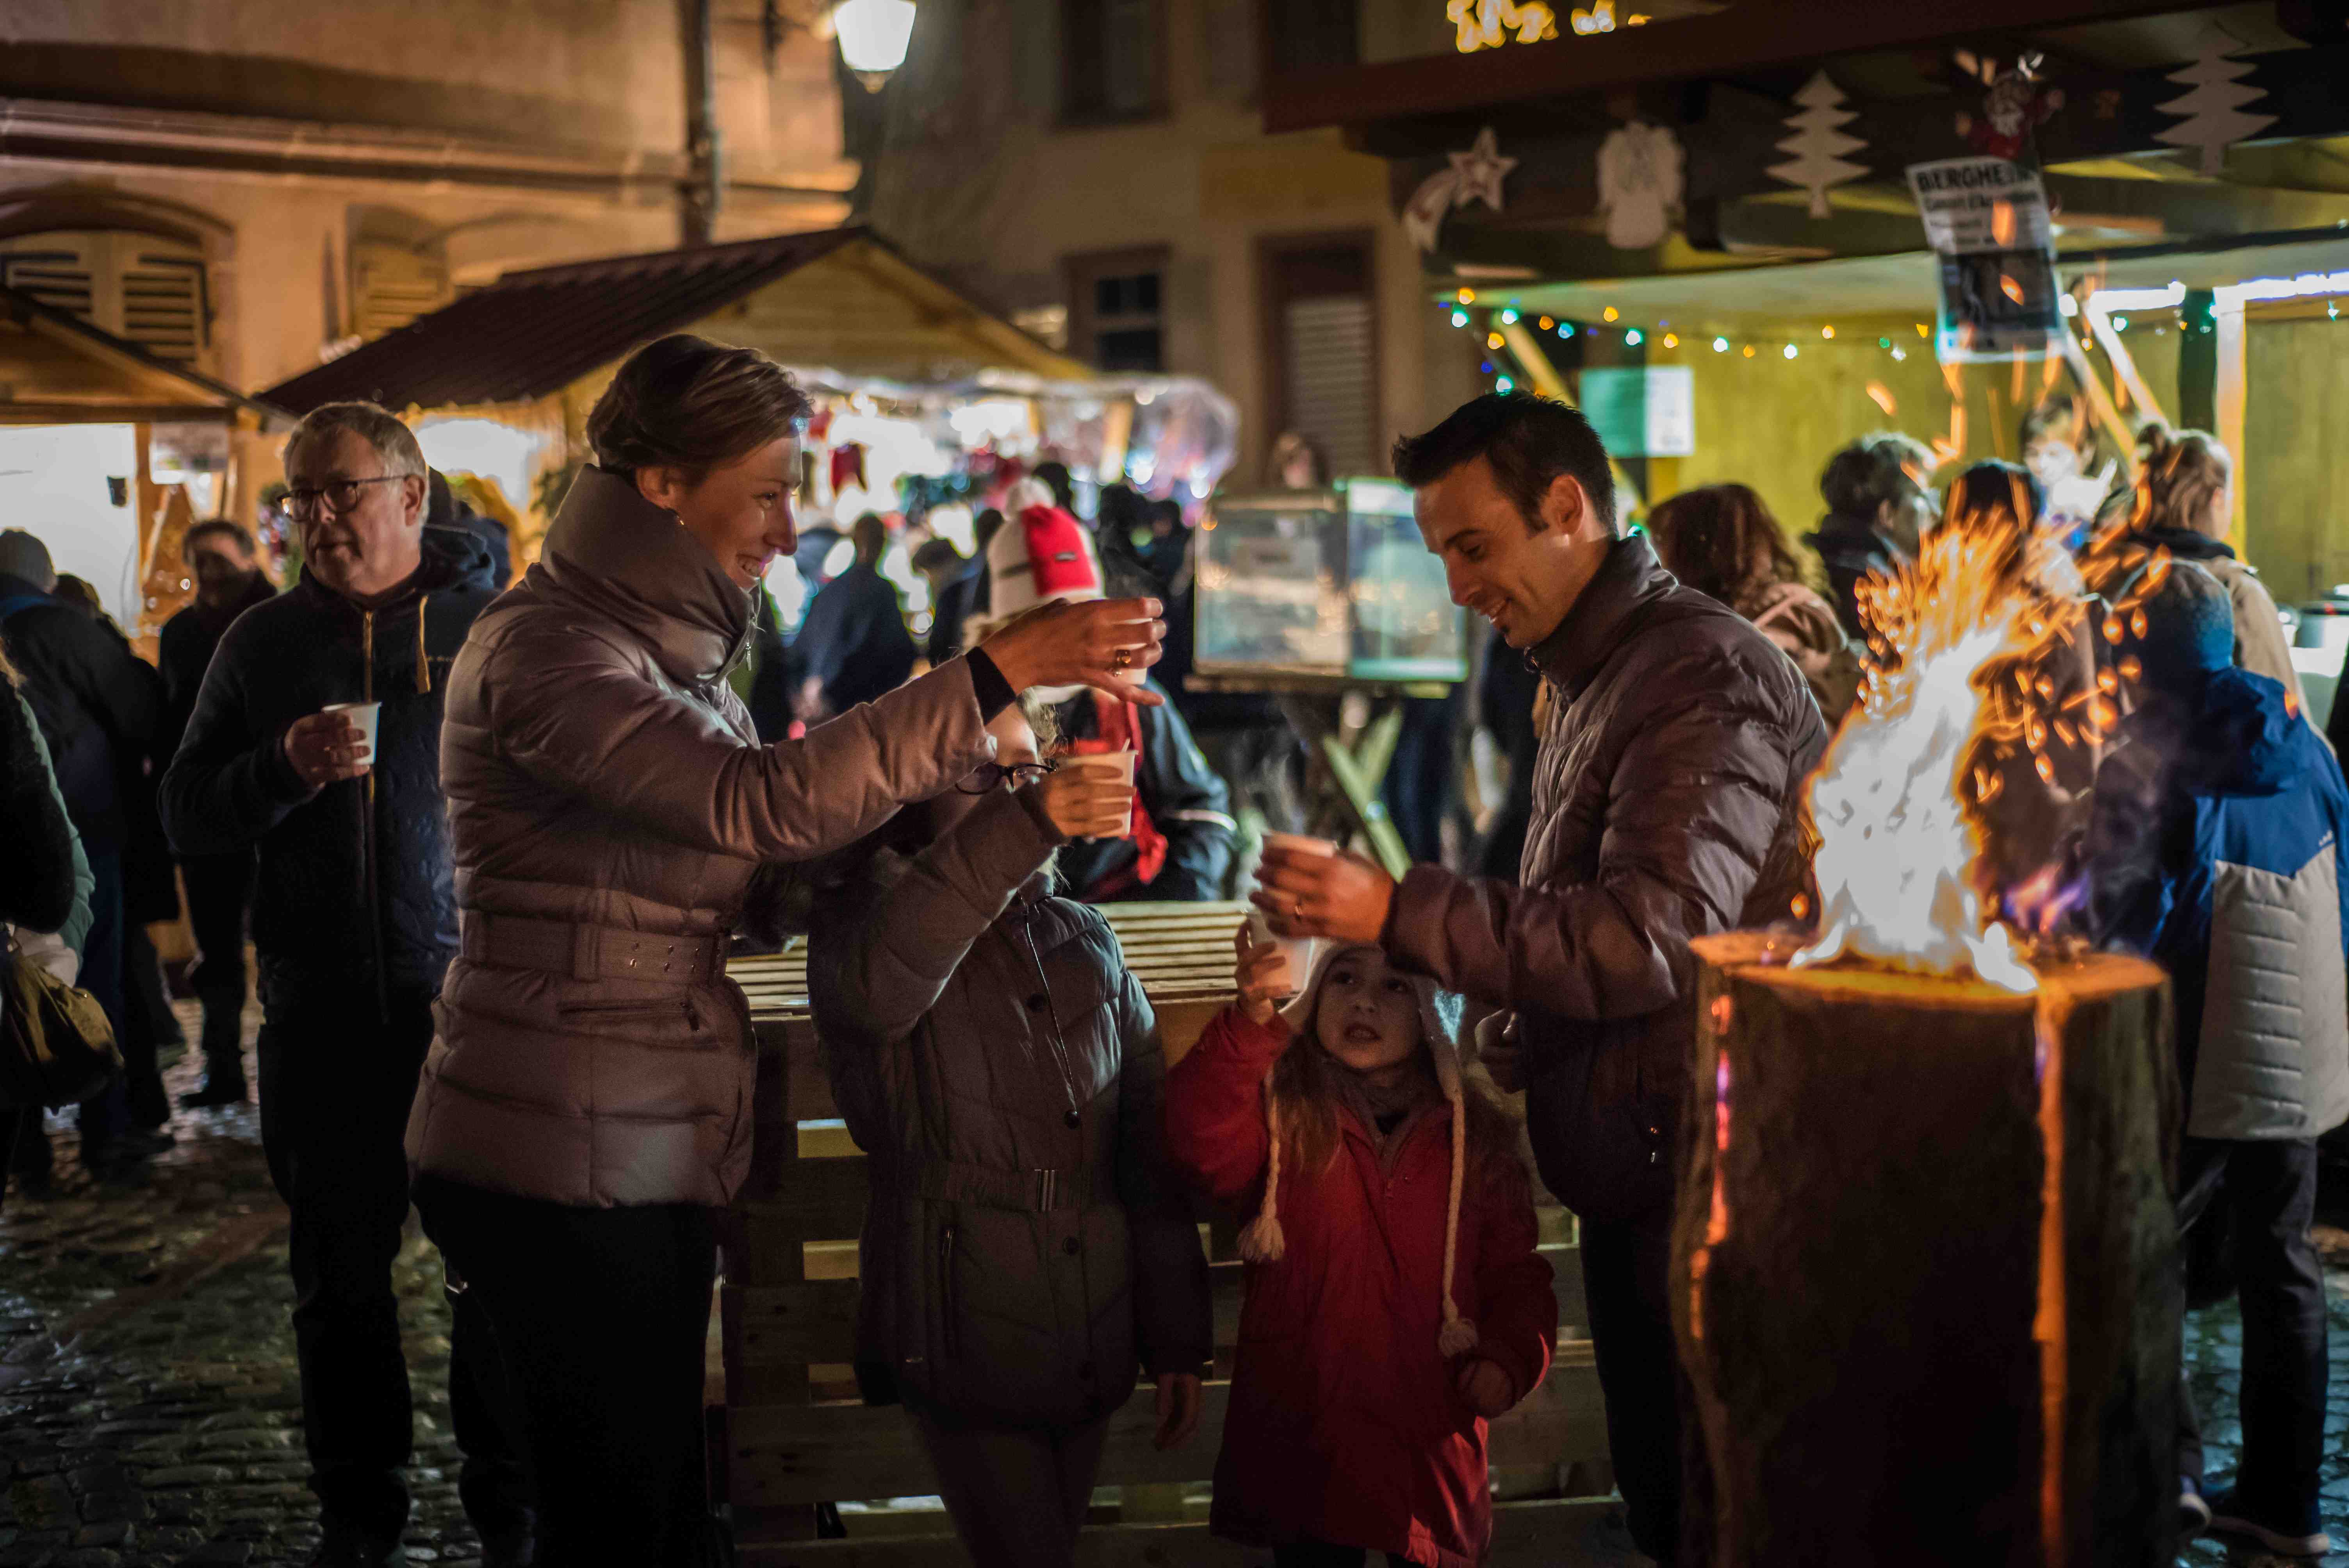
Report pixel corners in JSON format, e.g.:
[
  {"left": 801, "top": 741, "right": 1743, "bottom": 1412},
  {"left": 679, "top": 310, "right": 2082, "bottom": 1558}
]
[{"left": 1058, "top": 752, "right": 1136, "bottom": 838}]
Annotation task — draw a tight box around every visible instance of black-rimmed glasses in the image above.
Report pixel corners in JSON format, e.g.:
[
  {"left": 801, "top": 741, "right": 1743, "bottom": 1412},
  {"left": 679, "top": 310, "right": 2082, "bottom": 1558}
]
[
  {"left": 955, "top": 760, "right": 1057, "bottom": 794},
  {"left": 284, "top": 474, "right": 406, "bottom": 519}
]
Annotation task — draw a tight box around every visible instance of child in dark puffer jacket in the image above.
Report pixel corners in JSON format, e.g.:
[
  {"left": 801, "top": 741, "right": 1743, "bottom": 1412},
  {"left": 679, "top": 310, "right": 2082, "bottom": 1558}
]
[{"left": 1166, "top": 932, "right": 1556, "bottom": 1568}]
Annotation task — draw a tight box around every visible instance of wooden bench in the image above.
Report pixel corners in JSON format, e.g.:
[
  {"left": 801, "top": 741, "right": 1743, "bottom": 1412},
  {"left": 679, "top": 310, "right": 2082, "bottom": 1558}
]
[{"left": 718, "top": 902, "right": 1618, "bottom": 1564}]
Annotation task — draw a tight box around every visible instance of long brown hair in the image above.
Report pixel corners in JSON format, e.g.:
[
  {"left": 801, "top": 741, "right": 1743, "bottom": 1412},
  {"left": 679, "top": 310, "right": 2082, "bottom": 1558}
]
[
  {"left": 2132, "top": 421, "right": 2231, "bottom": 538},
  {"left": 1646, "top": 483, "right": 1826, "bottom": 608},
  {"left": 1267, "top": 1033, "right": 1517, "bottom": 1177}
]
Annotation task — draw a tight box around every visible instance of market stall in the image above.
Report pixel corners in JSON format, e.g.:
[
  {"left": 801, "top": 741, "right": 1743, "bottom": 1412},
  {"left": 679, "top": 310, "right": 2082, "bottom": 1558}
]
[{"left": 258, "top": 226, "right": 1237, "bottom": 613}]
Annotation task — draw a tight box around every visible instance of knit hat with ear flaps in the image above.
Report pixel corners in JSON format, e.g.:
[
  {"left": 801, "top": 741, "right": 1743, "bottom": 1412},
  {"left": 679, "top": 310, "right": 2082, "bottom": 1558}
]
[{"left": 1239, "top": 942, "right": 1481, "bottom": 1360}]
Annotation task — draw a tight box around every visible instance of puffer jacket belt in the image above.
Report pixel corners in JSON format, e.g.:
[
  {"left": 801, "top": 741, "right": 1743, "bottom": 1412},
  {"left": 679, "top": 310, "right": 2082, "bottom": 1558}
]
[
  {"left": 457, "top": 911, "right": 725, "bottom": 985},
  {"left": 914, "top": 1158, "right": 1098, "bottom": 1213}
]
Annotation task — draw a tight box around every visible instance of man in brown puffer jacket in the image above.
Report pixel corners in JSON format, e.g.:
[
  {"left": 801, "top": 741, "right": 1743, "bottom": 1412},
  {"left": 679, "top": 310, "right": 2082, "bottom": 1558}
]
[{"left": 1255, "top": 394, "right": 1830, "bottom": 1568}]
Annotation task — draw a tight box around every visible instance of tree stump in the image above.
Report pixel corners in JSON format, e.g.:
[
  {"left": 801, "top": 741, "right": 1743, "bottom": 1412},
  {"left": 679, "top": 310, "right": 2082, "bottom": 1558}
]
[{"left": 1672, "top": 932, "right": 2178, "bottom": 1568}]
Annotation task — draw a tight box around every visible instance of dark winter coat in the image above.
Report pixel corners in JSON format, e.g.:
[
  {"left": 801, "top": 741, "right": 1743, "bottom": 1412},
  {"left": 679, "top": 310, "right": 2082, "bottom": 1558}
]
[
  {"left": 2, "top": 681, "right": 89, "bottom": 944},
  {"left": 2087, "top": 666, "right": 2349, "bottom": 1140},
  {"left": 1052, "top": 681, "right": 1235, "bottom": 903},
  {"left": 159, "top": 569, "right": 278, "bottom": 752},
  {"left": 429, "top": 470, "right": 512, "bottom": 591},
  {"left": 1166, "top": 1005, "right": 1556, "bottom": 1568},
  {"left": 799, "top": 562, "right": 916, "bottom": 715},
  {"left": 1386, "top": 535, "right": 1829, "bottom": 1223},
  {"left": 406, "top": 467, "right": 997, "bottom": 1210},
  {"left": 0, "top": 573, "right": 163, "bottom": 857},
  {"left": 1803, "top": 513, "right": 1904, "bottom": 643},
  {"left": 159, "top": 527, "right": 500, "bottom": 1010},
  {"left": 811, "top": 787, "right": 1211, "bottom": 1427}
]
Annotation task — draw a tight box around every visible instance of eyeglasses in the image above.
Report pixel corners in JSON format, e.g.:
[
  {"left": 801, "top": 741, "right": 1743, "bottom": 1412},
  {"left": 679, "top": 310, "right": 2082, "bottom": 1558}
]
[
  {"left": 955, "top": 760, "right": 1057, "bottom": 794},
  {"left": 284, "top": 474, "right": 405, "bottom": 519}
]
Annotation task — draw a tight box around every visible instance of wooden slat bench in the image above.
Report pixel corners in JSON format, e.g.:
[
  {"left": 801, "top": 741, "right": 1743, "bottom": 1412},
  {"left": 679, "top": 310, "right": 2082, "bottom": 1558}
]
[{"left": 719, "top": 902, "right": 1616, "bottom": 1565}]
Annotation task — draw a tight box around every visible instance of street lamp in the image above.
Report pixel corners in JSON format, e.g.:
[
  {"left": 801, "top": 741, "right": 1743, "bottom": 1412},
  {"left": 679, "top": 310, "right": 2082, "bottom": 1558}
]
[{"left": 833, "top": 0, "right": 916, "bottom": 90}]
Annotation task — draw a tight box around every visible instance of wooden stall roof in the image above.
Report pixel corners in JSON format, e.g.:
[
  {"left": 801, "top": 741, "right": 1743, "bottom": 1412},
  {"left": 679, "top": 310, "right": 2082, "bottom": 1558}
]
[
  {"left": 0, "top": 285, "right": 284, "bottom": 426},
  {"left": 258, "top": 226, "right": 1089, "bottom": 419}
]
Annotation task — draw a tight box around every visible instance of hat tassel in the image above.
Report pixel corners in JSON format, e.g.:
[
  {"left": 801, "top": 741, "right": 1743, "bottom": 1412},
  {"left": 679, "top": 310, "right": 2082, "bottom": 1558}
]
[
  {"left": 1237, "top": 1069, "right": 1286, "bottom": 1264},
  {"left": 1436, "top": 1084, "right": 1480, "bottom": 1359}
]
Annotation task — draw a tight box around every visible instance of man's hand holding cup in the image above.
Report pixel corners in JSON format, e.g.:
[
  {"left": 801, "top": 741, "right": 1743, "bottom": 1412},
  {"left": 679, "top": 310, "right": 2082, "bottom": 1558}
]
[
  {"left": 1252, "top": 832, "right": 1395, "bottom": 947},
  {"left": 283, "top": 701, "right": 377, "bottom": 790}
]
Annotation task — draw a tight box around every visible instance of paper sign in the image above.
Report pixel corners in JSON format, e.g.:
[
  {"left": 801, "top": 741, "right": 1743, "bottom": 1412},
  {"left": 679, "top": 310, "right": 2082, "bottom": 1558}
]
[
  {"left": 1906, "top": 157, "right": 2062, "bottom": 361},
  {"left": 1579, "top": 366, "right": 1695, "bottom": 456}
]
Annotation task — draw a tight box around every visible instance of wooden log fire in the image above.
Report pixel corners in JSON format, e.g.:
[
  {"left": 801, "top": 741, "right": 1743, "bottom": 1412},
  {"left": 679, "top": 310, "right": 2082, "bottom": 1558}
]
[{"left": 1672, "top": 931, "right": 2179, "bottom": 1568}]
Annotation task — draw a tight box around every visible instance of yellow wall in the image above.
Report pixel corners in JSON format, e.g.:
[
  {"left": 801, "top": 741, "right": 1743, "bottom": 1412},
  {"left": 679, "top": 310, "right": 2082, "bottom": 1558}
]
[{"left": 2245, "top": 314, "right": 2349, "bottom": 606}]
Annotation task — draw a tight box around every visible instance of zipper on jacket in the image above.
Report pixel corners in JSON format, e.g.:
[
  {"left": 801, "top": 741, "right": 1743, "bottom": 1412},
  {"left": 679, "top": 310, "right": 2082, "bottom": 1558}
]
[
  {"left": 1014, "top": 913, "right": 1084, "bottom": 1124},
  {"left": 360, "top": 607, "right": 386, "bottom": 1019},
  {"left": 938, "top": 1221, "right": 960, "bottom": 1358}
]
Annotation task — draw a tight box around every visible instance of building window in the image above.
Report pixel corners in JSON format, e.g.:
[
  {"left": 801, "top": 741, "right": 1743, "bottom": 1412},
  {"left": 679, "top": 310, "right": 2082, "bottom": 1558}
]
[
  {"left": 1262, "top": 234, "right": 1378, "bottom": 479},
  {"left": 1066, "top": 248, "right": 1168, "bottom": 372},
  {"left": 1061, "top": 0, "right": 1165, "bottom": 124},
  {"left": 0, "top": 230, "right": 213, "bottom": 370}
]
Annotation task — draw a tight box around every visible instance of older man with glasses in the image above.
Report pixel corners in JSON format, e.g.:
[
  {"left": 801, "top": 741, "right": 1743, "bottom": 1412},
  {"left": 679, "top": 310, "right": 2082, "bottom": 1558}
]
[{"left": 161, "top": 403, "right": 528, "bottom": 1568}]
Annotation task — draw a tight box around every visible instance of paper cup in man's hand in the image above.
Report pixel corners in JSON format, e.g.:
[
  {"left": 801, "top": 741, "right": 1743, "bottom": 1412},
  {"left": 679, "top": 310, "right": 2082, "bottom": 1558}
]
[{"left": 323, "top": 701, "right": 380, "bottom": 763}]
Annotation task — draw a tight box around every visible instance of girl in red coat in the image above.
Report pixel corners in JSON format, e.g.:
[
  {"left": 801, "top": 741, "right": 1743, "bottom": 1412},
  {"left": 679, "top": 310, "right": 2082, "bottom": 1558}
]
[{"left": 1166, "top": 931, "right": 1556, "bottom": 1568}]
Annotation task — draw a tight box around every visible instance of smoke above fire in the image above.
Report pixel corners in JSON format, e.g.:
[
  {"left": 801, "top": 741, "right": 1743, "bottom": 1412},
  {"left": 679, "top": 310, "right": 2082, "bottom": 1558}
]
[{"left": 1795, "top": 494, "right": 2099, "bottom": 992}]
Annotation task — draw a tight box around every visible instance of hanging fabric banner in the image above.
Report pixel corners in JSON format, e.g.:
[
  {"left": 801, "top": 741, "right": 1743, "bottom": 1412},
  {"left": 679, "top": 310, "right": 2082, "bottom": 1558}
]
[{"left": 1905, "top": 156, "right": 2062, "bottom": 363}]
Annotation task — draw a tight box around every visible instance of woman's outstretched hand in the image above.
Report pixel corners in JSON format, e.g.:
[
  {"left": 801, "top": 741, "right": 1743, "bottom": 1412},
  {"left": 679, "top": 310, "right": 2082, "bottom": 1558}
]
[{"left": 978, "top": 596, "right": 1166, "bottom": 705}]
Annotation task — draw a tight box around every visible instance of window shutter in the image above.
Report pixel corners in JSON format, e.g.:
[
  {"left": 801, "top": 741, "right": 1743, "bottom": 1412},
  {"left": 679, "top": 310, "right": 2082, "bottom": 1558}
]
[
  {"left": 351, "top": 241, "right": 452, "bottom": 339},
  {"left": 0, "top": 230, "right": 213, "bottom": 369},
  {"left": 1282, "top": 294, "right": 1376, "bottom": 477}
]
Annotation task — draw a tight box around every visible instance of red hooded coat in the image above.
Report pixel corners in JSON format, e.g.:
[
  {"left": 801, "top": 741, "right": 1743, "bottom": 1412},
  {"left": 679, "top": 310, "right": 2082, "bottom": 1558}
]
[{"left": 1165, "top": 1005, "right": 1556, "bottom": 1568}]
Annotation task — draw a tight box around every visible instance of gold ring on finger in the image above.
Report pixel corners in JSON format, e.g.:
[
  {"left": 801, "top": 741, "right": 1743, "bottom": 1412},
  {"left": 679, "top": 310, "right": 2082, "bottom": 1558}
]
[{"left": 1112, "top": 646, "right": 1134, "bottom": 671}]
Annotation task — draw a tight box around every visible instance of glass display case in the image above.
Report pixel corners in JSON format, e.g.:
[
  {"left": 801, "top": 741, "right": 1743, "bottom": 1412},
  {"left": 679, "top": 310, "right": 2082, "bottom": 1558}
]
[{"left": 1194, "top": 479, "right": 1465, "bottom": 683}]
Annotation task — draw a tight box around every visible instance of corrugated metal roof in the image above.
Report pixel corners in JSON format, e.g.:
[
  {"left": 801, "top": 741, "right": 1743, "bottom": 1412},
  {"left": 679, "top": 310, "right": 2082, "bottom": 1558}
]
[{"left": 260, "top": 226, "right": 870, "bottom": 416}]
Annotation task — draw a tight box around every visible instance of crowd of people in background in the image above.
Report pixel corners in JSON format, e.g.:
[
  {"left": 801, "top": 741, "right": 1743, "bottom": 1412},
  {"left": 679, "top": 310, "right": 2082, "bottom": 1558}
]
[{"left": 3, "top": 351, "right": 2347, "bottom": 1566}]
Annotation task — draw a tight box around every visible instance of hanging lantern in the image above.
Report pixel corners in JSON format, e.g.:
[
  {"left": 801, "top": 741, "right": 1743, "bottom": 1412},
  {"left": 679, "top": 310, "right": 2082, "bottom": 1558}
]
[{"left": 833, "top": 0, "right": 916, "bottom": 89}]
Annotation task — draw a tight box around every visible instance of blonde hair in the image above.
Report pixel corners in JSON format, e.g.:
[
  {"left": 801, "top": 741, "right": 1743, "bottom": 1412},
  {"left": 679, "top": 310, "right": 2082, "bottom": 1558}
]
[{"left": 2133, "top": 422, "right": 2231, "bottom": 536}]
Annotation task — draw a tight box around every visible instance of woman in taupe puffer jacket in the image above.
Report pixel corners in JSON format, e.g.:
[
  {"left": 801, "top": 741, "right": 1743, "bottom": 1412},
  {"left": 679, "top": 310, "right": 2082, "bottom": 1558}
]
[
  {"left": 405, "top": 335, "right": 1168, "bottom": 1566},
  {"left": 813, "top": 700, "right": 1210, "bottom": 1568}
]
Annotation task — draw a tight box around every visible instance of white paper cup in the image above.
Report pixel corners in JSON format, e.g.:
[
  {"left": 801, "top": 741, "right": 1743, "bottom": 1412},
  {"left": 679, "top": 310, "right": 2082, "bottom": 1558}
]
[
  {"left": 1259, "top": 831, "right": 1337, "bottom": 861},
  {"left": 1058, "top": 751, "right": 1135, "bottom": 838},
  {"left": 323, "top": 701, "right": 380, "bottom": 763},
  {"left": 1246, "top": 908, "right": 1319, "bottom": 999}
]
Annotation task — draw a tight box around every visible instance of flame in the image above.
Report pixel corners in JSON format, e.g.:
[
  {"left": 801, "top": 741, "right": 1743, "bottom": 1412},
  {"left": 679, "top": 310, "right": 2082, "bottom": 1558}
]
[{"left": 1795, "top": 510, "right": 2088, "bottom": 992}]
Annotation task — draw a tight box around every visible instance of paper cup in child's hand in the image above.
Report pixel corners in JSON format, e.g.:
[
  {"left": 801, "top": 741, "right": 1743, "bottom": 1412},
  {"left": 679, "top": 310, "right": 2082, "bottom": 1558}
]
[
  {"left": 322, "top": 701, "right": 380, "bottom": 763},
  {"left": 1058, "top": 751, "right": 1135, "bottom": 838},
  {"left": 1246, "top": 909, "right": 1317, "bottom": 998}
]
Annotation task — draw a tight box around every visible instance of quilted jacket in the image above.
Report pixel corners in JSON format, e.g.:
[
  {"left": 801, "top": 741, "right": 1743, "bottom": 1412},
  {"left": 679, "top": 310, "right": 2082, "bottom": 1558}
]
[
  {"left": 2088, "top": 663, "right": 2349, "bottom": 1140},
  {"left": 810, "top": 787, "right": 1210, "bottom": 1426},
  {"left": 1385, "top": 534, "right": 1829, "bottom": 1222},
  {"left": 405, "top": 466, "right": 997, "bottom": 1208}
]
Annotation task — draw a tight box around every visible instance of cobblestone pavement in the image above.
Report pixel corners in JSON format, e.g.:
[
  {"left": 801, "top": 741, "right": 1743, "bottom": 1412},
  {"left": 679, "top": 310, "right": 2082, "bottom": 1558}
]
[
  {"left": 2179, "top": 1218, "right": 2349, "bottom": 1567},
  {"left": 11, "top": 1005, "right": 2349, "bottom": 1565},
  {"left": 1, "top": 1003, "right": 483, "bottom": 1568}
]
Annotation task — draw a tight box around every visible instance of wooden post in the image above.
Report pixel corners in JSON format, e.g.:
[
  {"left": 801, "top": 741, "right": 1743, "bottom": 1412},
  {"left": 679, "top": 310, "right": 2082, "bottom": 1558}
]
[{"left": 1673, "top": 934, "right": 2178, "bottom": 1568}]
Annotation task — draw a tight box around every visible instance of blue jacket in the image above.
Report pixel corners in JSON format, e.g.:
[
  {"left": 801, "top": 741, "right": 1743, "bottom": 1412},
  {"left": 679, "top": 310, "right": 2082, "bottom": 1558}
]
[{"left": 2087, "top": 666, "right": 2349, "bottom": 1139}]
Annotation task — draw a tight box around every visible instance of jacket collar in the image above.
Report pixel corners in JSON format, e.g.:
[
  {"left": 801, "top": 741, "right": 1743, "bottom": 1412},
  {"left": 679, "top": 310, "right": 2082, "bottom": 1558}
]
[
  {"left": 2136, "top": 523, "right": 2238, "bottom": 564},
  {"left": 536, "top": 465, "right": 751, "bottom": 686},
  {"left": 1525, "top": 533, "right": 1677, "bottom": 700}
]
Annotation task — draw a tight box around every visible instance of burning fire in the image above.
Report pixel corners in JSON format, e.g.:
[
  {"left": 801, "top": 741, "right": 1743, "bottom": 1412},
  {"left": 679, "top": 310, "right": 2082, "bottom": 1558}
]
[{"left": 1795, "top": 503, "right": 2093, "bottom": 992}]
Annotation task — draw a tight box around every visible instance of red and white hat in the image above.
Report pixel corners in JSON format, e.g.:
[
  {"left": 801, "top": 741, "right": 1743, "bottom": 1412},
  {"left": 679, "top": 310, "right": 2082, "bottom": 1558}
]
[{"left": 970, "top": 499, "right": 1104, "bottom": 635}]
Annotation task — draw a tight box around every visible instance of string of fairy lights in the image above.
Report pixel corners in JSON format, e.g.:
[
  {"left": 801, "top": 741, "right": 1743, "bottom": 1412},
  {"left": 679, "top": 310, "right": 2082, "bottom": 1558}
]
[
  {"left": 1445, "top": 281, "right": 2345, "bottom": 396},
  {"left": 1446, "top": 287, "right": 1930, "bottom": 394}
]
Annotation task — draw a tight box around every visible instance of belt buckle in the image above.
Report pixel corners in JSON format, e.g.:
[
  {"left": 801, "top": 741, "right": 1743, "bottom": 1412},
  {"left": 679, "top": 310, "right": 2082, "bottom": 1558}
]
[{"left": 1036, "top": 1168, "right": 1057, "bottom": 1211}]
